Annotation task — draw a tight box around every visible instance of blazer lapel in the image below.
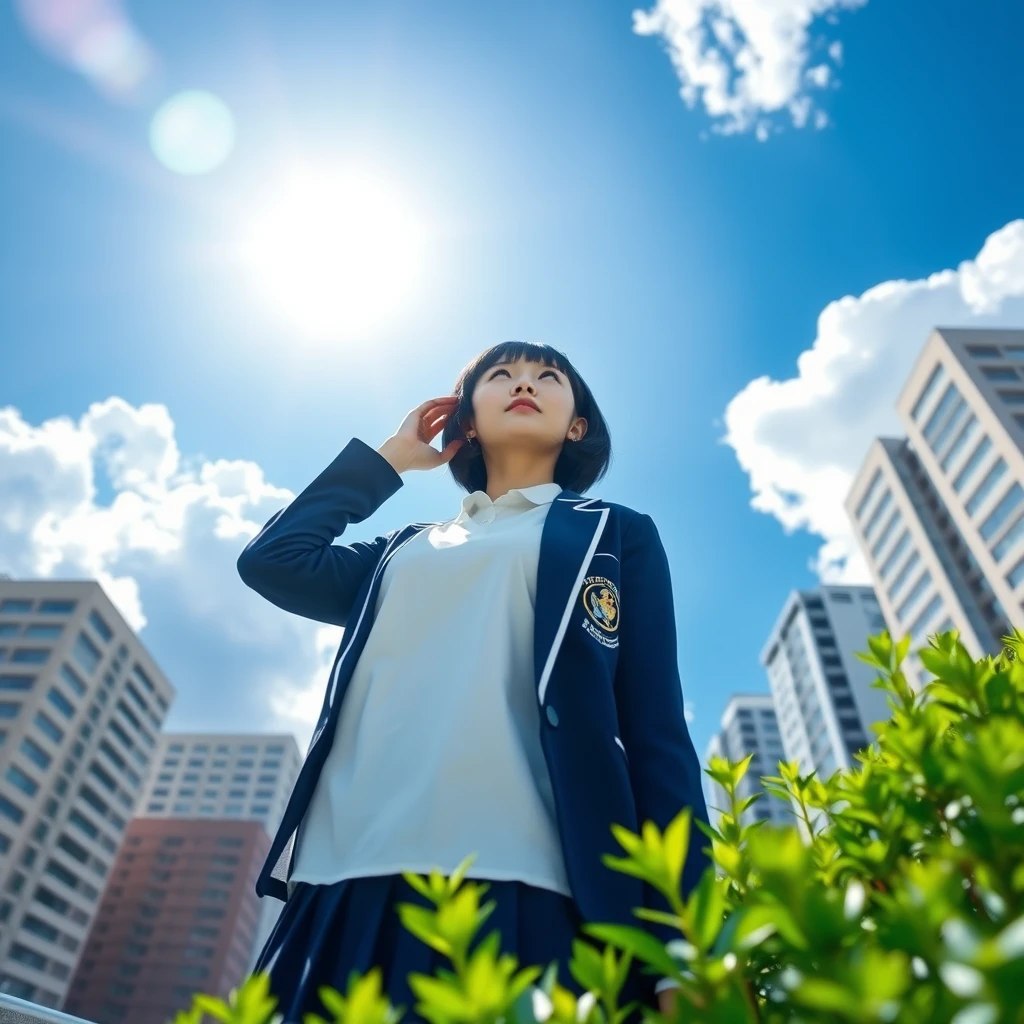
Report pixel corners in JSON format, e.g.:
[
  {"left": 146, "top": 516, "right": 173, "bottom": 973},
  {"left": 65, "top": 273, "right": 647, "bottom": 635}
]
[{"left": 534, "top": 491, "right": 610, "bottom": 705}]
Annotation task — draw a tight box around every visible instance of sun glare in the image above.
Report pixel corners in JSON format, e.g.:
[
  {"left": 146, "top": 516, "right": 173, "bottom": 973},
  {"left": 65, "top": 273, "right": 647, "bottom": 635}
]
[{"left": 236, "top": 164, "right": 428, "bottom": 339}]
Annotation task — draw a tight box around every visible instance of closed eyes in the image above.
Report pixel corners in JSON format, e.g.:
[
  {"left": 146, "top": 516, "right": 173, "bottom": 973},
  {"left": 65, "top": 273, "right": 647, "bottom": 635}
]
[{"left": 489, "top": 367, "right": 561, "bottom": 382}]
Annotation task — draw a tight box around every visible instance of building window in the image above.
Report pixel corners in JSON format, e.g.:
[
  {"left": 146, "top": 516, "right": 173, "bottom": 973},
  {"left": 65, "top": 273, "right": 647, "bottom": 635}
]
[
  {"left": 965, "top": 457, "right": 1007, "bottom": 517},
  {"left": 889, "top": 551, "right": 921, "bottom": 604},
  {"left": 39, "top": 600, "right": 76, "bottom": 615},
  {"left": 862, "top": 491, "right": 892, "bottom": 541},
  {"left": 953, "top": 435, "right": 992, "bottom": 494},
  {"left": 910, "top": 595, "right": 944, "bottom": 644},
  {"left": 88, "top": 610, "right": 114, "bottom": 642},
  {"left": 12, "top": 648, "right": 50, "bottom": 664},
  {"left": 897, "top": 571, "right": 933, "bottom": 622},
  {"left": 0, "top": 793, "right": 26, "bottom": 823},
  {"left": 920, "top": 382, "right": 959, "bottom": 446},
  {"left": 911, "top": 363, "right": 946, "bottom": 421},
  {"left": 20, "top": 736, "right": 51, "bottom": 770},
  {"left": 1, "top": 674, "right": 36, "bottom": 691},
  {"left": 34, "top": 712, "right": 64, "bottom": 743},
  {"left": 980, "top": 482, "right": 1024, "bottom": 542},
  {"left": 6, "top": 764, "right": 39, "bottom": 796},
  {"left": 72, "top": 632, "right": 103, "bottom": 676},
  {"left": 48, "top": 688, "right": 74, "bottom": 720},
  {"left": 1007, "top": 557, "right": 1024, "bottom": 590},
  {"left": 60, "top": 663, "right": 87, "bottom": 696},
  {"left": 981, "top": 365, "right": 1018, "bottom": 381}
]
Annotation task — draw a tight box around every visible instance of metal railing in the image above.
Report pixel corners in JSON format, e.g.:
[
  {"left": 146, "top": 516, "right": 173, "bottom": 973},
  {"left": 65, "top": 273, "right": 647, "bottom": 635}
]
[{"left": 0, "top": 993, "right": 97, "bottom": 1024}]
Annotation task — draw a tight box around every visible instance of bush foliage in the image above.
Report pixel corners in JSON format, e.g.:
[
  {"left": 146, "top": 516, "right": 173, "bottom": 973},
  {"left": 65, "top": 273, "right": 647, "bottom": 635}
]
[{"left": 171, "top": 627, "right": 1024, "bottom": 1024}]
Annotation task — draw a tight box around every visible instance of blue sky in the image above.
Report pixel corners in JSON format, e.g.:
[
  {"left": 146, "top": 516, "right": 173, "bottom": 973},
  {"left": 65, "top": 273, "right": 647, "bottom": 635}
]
[{"left": 1, "top": 0, "right": 1022, "bottom": 766}]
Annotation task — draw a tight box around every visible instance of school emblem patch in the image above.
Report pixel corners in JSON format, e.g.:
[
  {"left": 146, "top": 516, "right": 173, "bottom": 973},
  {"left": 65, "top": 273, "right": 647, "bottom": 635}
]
[{"left": 581, "top": 575, "right": 620, "bottom": 648}]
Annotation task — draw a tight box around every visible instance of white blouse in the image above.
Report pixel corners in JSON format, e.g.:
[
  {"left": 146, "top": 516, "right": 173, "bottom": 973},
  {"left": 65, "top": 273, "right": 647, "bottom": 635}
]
[{"left": 290, "top": 480, "right": 572, "bottom": 897}]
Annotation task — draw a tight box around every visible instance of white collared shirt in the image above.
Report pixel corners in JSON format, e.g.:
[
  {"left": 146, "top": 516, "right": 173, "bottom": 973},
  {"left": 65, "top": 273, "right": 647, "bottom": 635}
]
[{"left": 290, "top": 480, "right": 573, "bottom": 897}]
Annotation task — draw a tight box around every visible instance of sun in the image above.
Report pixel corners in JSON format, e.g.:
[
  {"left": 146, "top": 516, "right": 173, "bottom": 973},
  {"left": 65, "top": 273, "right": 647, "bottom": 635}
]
[{"left": 236, "top": 163, "right": 428, "bottom": 339}]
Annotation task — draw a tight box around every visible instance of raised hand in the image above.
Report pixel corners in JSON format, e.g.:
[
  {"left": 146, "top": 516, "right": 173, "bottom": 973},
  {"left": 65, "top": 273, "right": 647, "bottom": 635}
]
[{"left": 376, "top": 396, "right": 465, "bottom": 474}]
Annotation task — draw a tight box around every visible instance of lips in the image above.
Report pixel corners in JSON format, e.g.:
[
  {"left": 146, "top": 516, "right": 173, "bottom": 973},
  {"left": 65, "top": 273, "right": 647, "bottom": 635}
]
[{"left": 506, "top": 399, "right": 540, "bottom": 412}]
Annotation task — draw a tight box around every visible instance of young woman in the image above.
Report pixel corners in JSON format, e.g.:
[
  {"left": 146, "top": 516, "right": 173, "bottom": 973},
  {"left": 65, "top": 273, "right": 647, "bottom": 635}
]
[{"left": 237, "top": 341, "right": 711, "bottom": 1022}]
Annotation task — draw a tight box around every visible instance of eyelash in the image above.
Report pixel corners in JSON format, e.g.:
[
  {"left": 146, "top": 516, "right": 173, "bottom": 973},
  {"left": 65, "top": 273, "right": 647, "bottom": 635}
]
[{"left": 490, "top": 368, "right": 559, "bottom": 381}]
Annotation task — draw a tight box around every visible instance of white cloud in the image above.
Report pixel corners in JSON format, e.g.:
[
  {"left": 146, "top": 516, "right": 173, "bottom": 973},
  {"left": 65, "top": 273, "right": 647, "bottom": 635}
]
[
  {"left": 805, "top": 63, "right": 832, "bottom": 87},
  {"left": 720, "top": 219, "right": 1024, "bottom": 582},
  {"left": 633, "top": 0, "right": 864, "bottom": 136},
  {"left": 0, "top": 397, "right": 335, "bottom": 745}
]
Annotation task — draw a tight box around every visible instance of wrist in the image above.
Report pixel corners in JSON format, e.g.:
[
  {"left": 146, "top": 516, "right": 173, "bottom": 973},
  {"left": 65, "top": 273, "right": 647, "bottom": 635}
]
[{"left": 376, "top": 437, "right": 413, "bottom": 474}]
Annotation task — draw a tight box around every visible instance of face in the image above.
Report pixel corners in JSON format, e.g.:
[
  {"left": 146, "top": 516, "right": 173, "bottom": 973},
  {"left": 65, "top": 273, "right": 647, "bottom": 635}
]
[{"left": 467, "top": 356, "right": 587, "bottom": 452}]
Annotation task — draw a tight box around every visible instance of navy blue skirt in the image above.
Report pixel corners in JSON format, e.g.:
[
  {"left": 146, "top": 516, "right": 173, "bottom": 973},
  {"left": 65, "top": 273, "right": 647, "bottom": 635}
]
[{"left": 252, "top": 874, "right": 657, "bottom": 1023}]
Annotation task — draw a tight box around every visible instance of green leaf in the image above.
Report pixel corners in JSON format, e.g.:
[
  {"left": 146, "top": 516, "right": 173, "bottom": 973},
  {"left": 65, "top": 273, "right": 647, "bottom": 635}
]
[
  {"left": 683, "top": 871, "right": 726, "bottom": 952},
  {"left": 582, "top": 924, "right": 680, "bottom": 979}
]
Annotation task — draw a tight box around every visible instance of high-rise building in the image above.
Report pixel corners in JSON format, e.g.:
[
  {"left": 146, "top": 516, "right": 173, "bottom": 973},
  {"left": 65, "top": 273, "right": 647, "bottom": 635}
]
[
  {"left": 760, "top": 587, "right": 890, "bottom": 783},
  {"left": 136, "top": 733, "right": 300, "bottom": 837},
  {"left": 0, "top": 580, "right": 174, "bottom": 1010},
  {"left": 63, "top": 817, "right": 270, "bottom": 1024},
  {"left": 847, "top": 327, "right": 1022, "bottom": 687},
  {"left": 134, "top": 732, "right": 302, "bottom": 972},
  {"left": 703, "top": 694, "right": 791, "bottom": 829}
]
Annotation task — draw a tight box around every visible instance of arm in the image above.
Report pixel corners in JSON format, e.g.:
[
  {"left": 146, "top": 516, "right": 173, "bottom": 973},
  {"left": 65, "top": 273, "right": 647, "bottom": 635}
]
[
  {"left": 613, "top": 513, "right": 712, "bottom": 956},
  {"left": 236, "top": 437, "right": 404, "bottom": 626}
]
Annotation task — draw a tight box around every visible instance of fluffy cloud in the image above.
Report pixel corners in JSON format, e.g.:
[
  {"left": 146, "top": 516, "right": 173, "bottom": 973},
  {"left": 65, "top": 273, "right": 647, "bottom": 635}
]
[
  {"left": 633, "top": 0, "right": 864, "bottom": 137},
  {"left": 0, "top": 398, "right": 335, "bottom": 743},
  {"left": 721, "top": 219, "right": 1024, "bottom": 582}
]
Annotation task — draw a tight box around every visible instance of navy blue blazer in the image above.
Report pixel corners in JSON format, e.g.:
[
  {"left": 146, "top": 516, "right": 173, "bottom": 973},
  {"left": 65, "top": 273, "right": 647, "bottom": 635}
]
[{"left": 236, "top": 437, "right": 711, "bottom": 948}]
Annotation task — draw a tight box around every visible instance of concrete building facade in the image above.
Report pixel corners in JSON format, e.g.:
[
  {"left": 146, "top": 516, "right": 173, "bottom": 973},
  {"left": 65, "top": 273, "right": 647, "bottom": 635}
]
[
  {"left": 63, "top": 817, "right": 269, "bottom": 1024},
  {"left": 760, "top": 586, "right": 889, "bottom": 782},
  {"left": 135, "top": 732, "right": 301, "bottom": 970},
  {"left": 0, "top": 580, "right": 174, "bottom": 1011},
  {"left": 703, "top": 694, "right": 791, "bottom": 830},
  {"left": 846, "top": 327, "right": 1023, "bottom": 686}
]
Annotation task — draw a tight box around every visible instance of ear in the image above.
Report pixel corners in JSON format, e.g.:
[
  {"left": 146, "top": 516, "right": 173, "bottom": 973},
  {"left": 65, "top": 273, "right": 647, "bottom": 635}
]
[{"left": 570, "top": 415, "right": 588, "bottom": 441}]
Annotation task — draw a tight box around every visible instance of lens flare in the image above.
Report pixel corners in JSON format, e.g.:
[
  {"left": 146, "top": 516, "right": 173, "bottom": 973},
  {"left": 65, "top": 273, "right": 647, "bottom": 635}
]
[{"left": 149, "top": 91, "right": 236, "bottom": 176}]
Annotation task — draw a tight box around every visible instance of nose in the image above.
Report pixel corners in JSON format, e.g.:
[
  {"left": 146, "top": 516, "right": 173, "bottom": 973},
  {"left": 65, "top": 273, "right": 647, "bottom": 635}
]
[{"left": 512, "top": 377, "right": 538, "bottom": 395}]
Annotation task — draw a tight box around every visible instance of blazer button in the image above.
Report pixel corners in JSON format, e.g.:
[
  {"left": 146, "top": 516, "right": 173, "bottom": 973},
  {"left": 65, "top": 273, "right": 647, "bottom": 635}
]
[{"left": 546, "top": 705, "right": 559, "bottom": 727}]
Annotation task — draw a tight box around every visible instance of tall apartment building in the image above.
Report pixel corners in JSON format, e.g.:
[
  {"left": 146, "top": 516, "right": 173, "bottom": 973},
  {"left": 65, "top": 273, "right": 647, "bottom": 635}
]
[
  {"left": 136, "top": 733, "right": 301, "bottom": 836},
  {"left": 134, "top": 732, "right": 302, "bottom": 971},
  {"left": 63, "top": 817, "right": 270, "bottom": 1024},
  {"left": 703, "top": 694, "right": 791, "bottom": 829},
  {"left": 760, "top": 586, "right": 890, "bottom": 783},
  {"left": 0, "top": 580, "right": 174, "bottom": 1010},
  {"left": 846, "top": 327, "right": 1022, "bottom": 687}
]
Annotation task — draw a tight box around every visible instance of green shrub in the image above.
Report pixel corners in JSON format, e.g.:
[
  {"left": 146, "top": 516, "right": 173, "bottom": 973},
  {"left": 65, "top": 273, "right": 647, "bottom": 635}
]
[{"left": 171, "top": 627, "right": 1024, "bottom": 1024}]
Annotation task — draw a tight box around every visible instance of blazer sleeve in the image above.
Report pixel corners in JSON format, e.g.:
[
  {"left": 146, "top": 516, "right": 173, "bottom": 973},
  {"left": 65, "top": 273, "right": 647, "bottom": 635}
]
[
  {"left": 236, "top": 437, "right": 404, "bottom": 627},
  {"left": 613, "top": 512, "right": 712, "bottom": 949}
]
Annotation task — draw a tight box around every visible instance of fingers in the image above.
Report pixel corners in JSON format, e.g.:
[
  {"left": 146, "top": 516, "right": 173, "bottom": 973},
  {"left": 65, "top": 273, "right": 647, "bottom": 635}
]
[
  {"left": 436, "top": 439, "right": 465, "bottom": 465},
  {"left": 424, "top": 410, "right": 452, "bottom": 437},
  {"left": 413, "top": 396, "right": 459, "bottom": 418}
]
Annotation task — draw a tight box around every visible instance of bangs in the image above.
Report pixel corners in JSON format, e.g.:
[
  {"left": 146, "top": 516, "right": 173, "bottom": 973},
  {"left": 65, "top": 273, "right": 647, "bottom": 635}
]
[{"left": 475, "top": 340, "right": 573, "bottom": 378}]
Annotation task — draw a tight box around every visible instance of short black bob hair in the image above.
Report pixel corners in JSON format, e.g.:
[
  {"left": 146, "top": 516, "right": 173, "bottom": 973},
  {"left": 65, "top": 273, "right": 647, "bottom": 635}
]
[{"left": 442, "top": 340, "right": 613, "bottom": 495}]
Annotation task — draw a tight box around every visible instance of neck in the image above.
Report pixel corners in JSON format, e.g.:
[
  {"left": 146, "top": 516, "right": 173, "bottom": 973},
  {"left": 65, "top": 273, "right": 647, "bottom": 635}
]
[{"left": 481, "top": 446, "right": 560, "bottom": 502}]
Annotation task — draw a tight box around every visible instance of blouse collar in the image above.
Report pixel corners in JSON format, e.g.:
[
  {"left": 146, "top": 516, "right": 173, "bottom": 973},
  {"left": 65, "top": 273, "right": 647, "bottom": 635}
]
[{"left": 457, "top": 481, "right": 563, "bottom": 524}]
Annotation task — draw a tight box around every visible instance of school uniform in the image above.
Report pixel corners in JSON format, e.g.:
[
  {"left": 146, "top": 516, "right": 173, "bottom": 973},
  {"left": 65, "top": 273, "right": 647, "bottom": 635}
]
[{"left": 237, "top": 437, "right": 711, "bottom": 1021}]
